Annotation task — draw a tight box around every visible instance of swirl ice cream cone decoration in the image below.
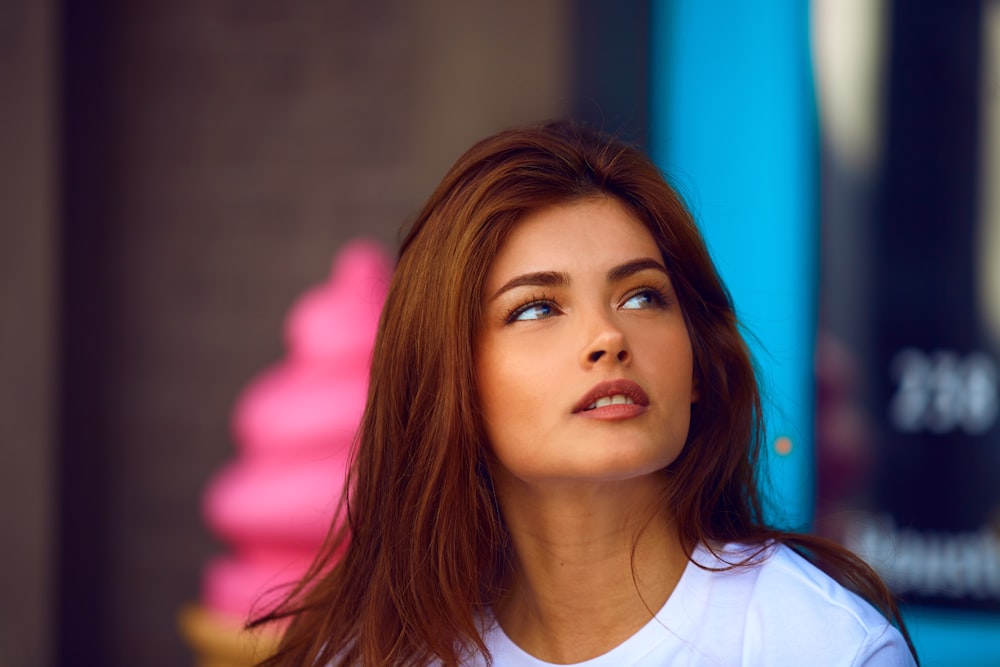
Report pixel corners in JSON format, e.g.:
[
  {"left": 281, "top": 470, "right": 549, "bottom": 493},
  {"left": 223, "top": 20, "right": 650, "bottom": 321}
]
[{"left": 181, "top": 240, "right": 391, "bottom": 665}]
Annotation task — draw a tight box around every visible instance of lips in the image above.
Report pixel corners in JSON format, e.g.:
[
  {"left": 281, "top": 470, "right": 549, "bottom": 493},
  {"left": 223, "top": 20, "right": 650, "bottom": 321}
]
[{"left": 572, "top": 379, "right": 650, "bottom": 414}]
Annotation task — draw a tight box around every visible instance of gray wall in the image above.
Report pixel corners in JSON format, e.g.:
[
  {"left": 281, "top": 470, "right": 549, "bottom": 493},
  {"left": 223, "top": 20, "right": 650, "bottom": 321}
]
[
  {"left": 0, "top": 1, "right": 56, "bottom": 666},
  {"left": 3, "top": 1, "right": 572, "bottom": 665}
]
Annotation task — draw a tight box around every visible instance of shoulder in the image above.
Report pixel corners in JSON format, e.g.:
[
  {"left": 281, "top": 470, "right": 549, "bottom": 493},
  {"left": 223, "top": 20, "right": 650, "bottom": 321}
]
[{"left": 688, "top": 542, "right": 915, "bottom": 666}]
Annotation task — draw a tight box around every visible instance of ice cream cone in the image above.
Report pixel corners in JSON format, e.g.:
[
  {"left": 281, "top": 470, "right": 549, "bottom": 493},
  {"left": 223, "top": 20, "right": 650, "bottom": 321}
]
[{"left": 179, "top": 604, "right": 280, "bottom": 667}]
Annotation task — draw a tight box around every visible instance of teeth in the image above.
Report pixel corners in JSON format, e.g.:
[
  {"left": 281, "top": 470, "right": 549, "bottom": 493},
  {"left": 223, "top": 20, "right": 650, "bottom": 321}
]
[{"left": 588, "top": 394, "right": 634, "bottom": 410}]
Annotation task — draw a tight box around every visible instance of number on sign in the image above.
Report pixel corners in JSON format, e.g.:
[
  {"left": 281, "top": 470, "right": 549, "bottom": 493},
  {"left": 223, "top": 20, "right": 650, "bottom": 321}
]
[{"left": 888, "top": 348, "right": 999, "bottom": 435}]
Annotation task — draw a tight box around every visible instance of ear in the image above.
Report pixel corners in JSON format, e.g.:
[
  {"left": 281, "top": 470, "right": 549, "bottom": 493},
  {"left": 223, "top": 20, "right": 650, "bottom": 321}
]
[{"left": 690, "top": 377, "right": 699, "bottom": 404}]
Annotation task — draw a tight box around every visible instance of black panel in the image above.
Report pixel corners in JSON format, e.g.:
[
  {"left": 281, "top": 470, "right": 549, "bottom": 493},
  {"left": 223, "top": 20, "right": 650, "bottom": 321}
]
[
  {"left": 571, "top": 0, "right": 652, "bottom": 150},
  {"left": 57, "top": 0, "right": 116, "bottom": 661}
]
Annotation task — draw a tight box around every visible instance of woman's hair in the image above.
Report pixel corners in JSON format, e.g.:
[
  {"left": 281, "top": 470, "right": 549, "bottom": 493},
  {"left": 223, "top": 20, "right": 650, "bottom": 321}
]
[{"left": 253, "top": 120, "right": 913, "bottom": 666}]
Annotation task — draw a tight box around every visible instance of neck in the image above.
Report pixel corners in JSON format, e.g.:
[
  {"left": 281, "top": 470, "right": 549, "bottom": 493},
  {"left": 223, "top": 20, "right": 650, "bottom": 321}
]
[{"left": 492, "top": 472, "right": 689, "bottom": 664}]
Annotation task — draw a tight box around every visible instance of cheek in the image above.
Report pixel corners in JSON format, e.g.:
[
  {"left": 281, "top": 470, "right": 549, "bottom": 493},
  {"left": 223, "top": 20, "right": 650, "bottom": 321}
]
[
  {"left": 476, "top": 337, "right": 559, "bottom": 457},
  {"left": 477, "top": 331, "right": 559, "bottom": 402},
  {"left": 478, "top": 349, "right": 544, "bottom": 426},
  {"left": 476, "top": 338, "right": 516, "bottom": 434},
  {"left": 635, "top": 326, "right": 695, "bottom": 386}
]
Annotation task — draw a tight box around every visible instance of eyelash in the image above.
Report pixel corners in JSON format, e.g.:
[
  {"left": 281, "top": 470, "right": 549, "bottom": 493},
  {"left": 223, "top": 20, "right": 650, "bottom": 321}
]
[
  {"left": 502, "top": 286, "right": 673, "bottom": 324},
  {"left": 503, "top": 293, "right": 557, "bottom": 323},
  {"left": 622, "top": 286, "right": 673, "bottom": 309}
]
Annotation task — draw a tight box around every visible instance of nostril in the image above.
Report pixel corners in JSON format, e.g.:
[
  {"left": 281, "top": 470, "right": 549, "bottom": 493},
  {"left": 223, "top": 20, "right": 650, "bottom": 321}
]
[
  {"left": 617, "top": 349, "right": 628, "bottom": 361},
  {"left": 589, "top": 350, "right": 605, "bottom": 362}
]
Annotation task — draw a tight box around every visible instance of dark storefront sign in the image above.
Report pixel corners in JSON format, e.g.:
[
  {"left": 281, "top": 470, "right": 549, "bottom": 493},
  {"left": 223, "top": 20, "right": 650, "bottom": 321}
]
[{"left": 827, "top": 1, "right": 1000, "bottom": 611}]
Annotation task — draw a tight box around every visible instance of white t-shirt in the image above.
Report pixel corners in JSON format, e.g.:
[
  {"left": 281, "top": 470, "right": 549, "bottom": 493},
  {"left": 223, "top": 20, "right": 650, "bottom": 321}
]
[{"left": 463, "top": 543, "right": 915, "bottom": 666}]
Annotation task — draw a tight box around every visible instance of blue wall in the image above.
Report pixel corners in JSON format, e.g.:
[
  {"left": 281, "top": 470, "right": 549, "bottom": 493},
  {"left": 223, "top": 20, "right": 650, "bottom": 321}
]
[
  {"left": 649, "top": 0, "right": 816, "bottom": 530},
  {"left": 647, "top": 2, "right": 1000, "bottom": 663}
]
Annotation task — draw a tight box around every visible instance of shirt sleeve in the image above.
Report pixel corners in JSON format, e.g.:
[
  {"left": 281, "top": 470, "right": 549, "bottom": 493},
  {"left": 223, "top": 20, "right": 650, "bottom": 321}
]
[{"left": 852, "top": 625, "right": 917, "bottom": 667}]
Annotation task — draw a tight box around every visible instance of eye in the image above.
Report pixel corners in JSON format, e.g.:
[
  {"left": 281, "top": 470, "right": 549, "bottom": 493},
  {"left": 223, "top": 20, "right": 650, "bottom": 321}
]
[
  {"left": 620, "top": 288, "right": 668, "bottom": 310},
  {"left": 506, "top": 299, "right": 559, "bottom": 322}
]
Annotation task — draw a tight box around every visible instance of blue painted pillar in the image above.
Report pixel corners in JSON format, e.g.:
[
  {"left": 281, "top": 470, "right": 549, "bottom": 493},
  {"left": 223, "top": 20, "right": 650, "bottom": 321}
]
[{"left": 649, "top": 1, "right": 817, "bottom": 529}]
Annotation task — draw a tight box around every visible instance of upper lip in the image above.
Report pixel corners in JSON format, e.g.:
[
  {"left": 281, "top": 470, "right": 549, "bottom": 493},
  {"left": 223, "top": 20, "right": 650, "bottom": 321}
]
[{"left": 572, "top": 379, "right": 649, "bottom": 413}]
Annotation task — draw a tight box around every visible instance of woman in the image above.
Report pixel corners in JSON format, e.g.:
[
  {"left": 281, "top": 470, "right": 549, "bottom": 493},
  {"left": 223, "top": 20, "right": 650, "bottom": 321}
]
[{"left": 255, "top": 121, "right": 917, "bottom": 665}]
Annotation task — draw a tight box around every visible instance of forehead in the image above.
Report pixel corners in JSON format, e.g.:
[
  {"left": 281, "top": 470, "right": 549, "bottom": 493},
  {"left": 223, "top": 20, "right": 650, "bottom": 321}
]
[{"left": 485, "top": 198, "right": 660, "bottom": 286}]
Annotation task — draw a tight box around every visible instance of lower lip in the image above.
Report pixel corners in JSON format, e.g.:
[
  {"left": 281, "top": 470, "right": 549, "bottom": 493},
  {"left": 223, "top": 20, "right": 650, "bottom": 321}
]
[{"left": 575, "top": 403, "right": 649, "bottom": 421}]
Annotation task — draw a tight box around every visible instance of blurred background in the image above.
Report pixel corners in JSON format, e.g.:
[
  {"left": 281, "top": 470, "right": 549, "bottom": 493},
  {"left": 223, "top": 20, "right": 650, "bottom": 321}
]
[{"left": 1, "top": 0, "right": 998, "bottom": 665}]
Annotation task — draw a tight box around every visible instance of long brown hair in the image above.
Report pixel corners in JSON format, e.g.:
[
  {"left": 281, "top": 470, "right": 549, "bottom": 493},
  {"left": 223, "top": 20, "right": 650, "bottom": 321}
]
[{"left": 253, "top": 120, "right": 914, "bottom": 665}]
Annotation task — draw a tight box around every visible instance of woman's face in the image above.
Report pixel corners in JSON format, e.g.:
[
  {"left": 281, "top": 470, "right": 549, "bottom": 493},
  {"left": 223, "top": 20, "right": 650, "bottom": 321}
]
[{"left": 475, "top": 197, "right": 697, "bottom": 488}]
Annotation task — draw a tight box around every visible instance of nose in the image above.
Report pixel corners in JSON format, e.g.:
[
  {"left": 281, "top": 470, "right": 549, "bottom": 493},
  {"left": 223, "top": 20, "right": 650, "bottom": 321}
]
[{"left": 581, "top": 313, "right": 631, "bottom": 367}]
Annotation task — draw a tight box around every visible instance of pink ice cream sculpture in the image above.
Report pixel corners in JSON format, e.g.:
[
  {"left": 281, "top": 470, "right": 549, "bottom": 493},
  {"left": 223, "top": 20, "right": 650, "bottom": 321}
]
[{"left": 200, "top": 239, "right": 392, "bottom": 621}]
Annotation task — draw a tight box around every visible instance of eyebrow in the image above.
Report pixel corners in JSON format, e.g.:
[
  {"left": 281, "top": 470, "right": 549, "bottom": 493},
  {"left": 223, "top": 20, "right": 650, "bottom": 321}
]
[
  {"left": 490, "top": 271, "right": 568, "bottom": 301},
  {"left": 489, "top": 257, "right": 669, "bottom": 301},
  {"left": 607, "top": 257, "right": 669, "bottom": 283}
]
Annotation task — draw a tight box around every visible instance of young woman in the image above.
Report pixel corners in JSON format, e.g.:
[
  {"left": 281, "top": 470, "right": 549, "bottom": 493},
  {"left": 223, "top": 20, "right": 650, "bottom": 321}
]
[{"left": 255, "top": 121, "right": 918, "bottom": 666}]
